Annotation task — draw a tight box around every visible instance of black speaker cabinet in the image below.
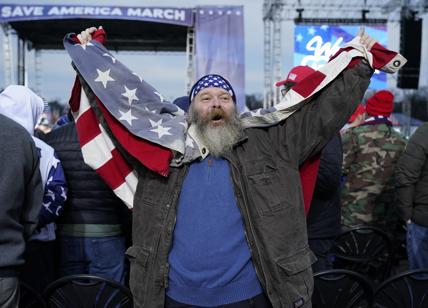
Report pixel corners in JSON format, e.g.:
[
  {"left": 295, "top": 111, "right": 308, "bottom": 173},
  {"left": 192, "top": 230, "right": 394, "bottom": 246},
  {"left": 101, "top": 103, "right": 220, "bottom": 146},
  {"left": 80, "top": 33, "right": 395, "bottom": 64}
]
[{"left": 397, "top": 16, "right": 422, "bottom": 89}]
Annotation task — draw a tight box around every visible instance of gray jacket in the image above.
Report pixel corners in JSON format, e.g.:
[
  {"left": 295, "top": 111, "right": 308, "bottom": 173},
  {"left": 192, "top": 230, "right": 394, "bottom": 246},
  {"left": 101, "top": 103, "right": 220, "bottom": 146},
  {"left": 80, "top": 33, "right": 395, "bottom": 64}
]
[
  {"left": 0, "top": 114, "right": 43, "bottom": 277},
  {"left": 396, "top": 122, "right": 428, "bottom": 226},
  {"left": 127, "top": 62, "right": 372, "bottom": 308}
]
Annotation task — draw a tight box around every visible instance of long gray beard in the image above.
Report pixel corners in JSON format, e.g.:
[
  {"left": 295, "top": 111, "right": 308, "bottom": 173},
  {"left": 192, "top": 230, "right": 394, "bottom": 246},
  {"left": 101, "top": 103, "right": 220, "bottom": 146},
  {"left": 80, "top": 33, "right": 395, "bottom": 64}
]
[{"left": 189, "top": 108, "right": 243, "bottom": 157}]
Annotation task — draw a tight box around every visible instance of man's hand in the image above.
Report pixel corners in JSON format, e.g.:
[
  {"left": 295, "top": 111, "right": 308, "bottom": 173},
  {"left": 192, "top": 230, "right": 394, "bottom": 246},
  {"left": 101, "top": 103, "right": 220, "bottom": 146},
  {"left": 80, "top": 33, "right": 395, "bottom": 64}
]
[
  {"left": 77, "top": 26, "right": 102, "bottom": 44},
  {"left": 357, "top": 26, "right": 376, "bottom": 50}
]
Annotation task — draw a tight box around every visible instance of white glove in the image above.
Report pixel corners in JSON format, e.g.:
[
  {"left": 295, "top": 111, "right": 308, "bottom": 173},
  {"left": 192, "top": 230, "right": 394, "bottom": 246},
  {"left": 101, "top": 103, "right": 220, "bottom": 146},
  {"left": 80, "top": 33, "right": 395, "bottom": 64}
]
[
  {"left": 77, "top": 26, "right": 101, "bottom": 44},
  {"left": 357, "top": 26, "right": 376, "bottom": 50}
]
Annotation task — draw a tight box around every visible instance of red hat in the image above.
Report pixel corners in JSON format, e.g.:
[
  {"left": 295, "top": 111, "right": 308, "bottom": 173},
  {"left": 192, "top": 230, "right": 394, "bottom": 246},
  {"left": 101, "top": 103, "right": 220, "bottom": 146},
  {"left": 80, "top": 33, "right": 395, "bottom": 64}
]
[
  {"left": 275, "top": 66, "right": 316, "bottom": 87},
  {"left": 348, "top": 103, "right": 366, "bottom": 124},
  {"left": 366, "top": 90, "right": 394, "bottom": 116}
]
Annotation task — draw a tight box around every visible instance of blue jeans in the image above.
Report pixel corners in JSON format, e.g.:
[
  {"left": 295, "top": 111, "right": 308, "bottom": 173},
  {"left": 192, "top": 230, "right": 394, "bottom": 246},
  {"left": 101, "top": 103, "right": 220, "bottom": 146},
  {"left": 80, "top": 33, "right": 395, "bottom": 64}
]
[
  {"left": 58, "top": 235, "right": 126, "bottom": 284},
  {"left": 165, "top": 293, "right": 272, "bottom": 308},
  {"left": 407, "top": 222, "right": 428, "bottom": 270}
]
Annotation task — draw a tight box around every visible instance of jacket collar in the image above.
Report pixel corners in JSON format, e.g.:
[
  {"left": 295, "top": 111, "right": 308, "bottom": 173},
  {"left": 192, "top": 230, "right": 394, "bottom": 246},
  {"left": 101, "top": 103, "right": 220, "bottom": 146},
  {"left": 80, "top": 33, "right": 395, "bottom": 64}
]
[{"left": 362, "top": 115, "right": 392, "bottom": 126}]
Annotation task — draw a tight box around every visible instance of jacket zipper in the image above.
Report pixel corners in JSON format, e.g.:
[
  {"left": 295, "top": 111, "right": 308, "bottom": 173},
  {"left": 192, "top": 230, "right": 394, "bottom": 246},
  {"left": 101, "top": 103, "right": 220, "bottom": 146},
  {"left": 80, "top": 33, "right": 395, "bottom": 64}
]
[
  {"left": 162, "top": 166, "right": 188, "bottom": 289},
  {"left": 225, "top": 155, "right": 270, "bottom": 296}
]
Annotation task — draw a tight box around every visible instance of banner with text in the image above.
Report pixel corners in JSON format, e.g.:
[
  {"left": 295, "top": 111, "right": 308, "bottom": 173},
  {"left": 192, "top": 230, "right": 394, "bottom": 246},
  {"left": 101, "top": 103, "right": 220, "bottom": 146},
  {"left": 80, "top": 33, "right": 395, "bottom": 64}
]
[
  {"left": 195, "top": 6, "right": 245, "bottom": 112},
  {"left": 0, "top": 4, "right": 193, "bottom": 26},
  {"left": 294, "top": 24, "right": 387, "bottom": 90}
]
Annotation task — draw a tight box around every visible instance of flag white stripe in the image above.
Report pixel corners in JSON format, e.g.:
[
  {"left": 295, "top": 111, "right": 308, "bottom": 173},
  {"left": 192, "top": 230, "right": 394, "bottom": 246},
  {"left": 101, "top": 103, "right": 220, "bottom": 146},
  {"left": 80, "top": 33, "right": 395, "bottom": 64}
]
[
  {"left": 76, "top": 86, "right": 137, "bottom": 209},
  {"left": 113, "top": 171, "right": 138, "bottom": 209},
  {"left": 74, "top": 89, "right": 91, "bottom": 121},
  {"left": 81, "top": 131, "right": 114, "bottom": 170}
]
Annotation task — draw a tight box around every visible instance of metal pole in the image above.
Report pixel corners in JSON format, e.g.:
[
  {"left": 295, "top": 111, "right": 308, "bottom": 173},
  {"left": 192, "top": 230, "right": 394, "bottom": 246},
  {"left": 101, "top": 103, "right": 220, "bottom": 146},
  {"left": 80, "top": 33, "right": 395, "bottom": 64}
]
[
  {"left": 1, "top": 23, "right": 14, "bottom": 86},
  {"left": 17, "top": 36, "right": 25, "bottom": 85},
  {"left": 185, "top": 24, "right": 195, "bottom": 95}
]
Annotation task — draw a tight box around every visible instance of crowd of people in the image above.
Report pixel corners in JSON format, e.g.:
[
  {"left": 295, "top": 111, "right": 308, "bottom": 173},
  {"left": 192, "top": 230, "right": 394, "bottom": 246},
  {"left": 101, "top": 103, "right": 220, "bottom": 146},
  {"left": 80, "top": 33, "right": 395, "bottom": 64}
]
[{"left": 0, "top": 25, "right": 426, "bottom": 308}]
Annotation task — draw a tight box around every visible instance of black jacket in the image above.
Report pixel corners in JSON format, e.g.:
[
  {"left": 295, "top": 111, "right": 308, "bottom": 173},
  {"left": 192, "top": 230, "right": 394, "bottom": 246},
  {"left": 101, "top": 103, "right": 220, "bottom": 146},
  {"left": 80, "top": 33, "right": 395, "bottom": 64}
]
[
  {"left": 0, "top": 115, "right": 43, "bottom": 276},
  {"left": 395, "top": 122, "right": 428, "bottom": 226},
  {"left": 42, "top": 122, "right": 128, "bottom": 225},
  {"left": 307, "top": 134, "right": 343, "bottom": 238}
]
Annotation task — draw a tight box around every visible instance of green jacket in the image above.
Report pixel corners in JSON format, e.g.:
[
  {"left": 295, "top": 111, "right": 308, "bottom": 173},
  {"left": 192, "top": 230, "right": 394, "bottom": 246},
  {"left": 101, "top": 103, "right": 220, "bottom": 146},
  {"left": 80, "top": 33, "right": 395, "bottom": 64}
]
[
  {"left": 341, "top": 120, "right": 406, "bottom": 227},
  {"left": 127, "top": 63, "right": 372, "bottom": 308}
]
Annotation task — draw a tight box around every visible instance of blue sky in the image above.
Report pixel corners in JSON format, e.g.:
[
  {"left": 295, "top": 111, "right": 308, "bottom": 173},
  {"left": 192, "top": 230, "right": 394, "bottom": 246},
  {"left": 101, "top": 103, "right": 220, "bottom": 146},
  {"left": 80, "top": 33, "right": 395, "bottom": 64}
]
[{"left": 0, "top": 0, "right": 265, "bottom": 104}]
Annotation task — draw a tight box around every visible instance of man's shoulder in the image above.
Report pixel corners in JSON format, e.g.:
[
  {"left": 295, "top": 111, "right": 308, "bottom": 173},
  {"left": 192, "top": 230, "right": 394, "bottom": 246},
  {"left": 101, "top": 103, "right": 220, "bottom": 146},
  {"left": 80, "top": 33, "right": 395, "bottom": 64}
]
[
  {"left": 354, "top": 124, "right": 388, "bottom": 139},
  {"left": 43, "top": 122, "right": 76, "bottom": 143},
  {"left": 0, "top": 114, "right": 34, "bottom": 143},
  {"left": 411, "top": 123, "right": 428, "bottom": 144},
  {"left": 346, "top": 124, "right": 373, "bottom": 136}
]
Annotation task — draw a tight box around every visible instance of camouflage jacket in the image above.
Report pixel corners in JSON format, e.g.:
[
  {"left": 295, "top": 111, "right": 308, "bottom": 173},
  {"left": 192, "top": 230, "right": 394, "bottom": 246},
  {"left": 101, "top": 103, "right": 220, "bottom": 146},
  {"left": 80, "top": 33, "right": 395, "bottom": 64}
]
[{"left": 341, "top": 118, "right": 406, "bottom": 227}]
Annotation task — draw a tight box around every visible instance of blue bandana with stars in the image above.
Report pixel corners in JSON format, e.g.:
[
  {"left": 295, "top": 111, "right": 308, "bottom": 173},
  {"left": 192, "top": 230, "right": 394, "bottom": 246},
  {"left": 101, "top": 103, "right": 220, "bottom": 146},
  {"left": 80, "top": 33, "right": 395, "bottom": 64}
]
[{"left": 190, "top": 74, "right": 236, "bottom": 103}]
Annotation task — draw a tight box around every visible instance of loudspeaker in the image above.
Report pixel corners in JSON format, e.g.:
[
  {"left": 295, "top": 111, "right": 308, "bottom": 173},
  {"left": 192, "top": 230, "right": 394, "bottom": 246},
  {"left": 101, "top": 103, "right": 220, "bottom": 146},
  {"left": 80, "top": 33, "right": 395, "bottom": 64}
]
[{"left": 397, "top": 15, "right": 422, "bottom": 89}]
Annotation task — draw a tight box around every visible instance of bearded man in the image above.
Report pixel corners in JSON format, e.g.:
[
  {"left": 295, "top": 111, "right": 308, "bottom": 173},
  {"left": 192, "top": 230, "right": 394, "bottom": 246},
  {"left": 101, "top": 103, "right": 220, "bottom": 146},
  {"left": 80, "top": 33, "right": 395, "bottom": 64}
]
[
  {"left": 127, "top": 68, "right": 372, "bottom": 308},
  {"left": 72, "top": 26, "right": 405, "bottom": 308}
]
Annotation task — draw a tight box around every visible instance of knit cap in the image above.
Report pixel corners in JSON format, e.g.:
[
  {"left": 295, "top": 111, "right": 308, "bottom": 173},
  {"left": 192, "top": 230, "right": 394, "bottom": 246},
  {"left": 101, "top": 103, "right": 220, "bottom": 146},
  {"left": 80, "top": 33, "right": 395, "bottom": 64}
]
[{"left": 366, "top": 90, "right": 394, "bottom": 116}]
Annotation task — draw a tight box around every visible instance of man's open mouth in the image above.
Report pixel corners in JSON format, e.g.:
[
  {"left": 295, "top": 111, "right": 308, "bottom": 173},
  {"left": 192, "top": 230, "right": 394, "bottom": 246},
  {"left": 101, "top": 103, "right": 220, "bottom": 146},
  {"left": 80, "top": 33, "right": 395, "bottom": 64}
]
[{"left": 212, "top": 114, "right": 223, "bottom": 121}]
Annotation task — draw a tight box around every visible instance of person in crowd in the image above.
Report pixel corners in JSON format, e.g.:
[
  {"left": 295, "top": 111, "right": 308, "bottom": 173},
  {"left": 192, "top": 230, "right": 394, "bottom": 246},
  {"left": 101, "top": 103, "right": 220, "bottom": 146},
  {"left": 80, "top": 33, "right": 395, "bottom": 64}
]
[
  {"left": 72, "top": 25, "right": 405, "bottom": 308},
  {"left": 395, "top": 122, "right": 428, "bottom": 270},
  {"left": 0, "top": 85, "right": 68, "bottom": 292},
  {"left": 35, "top": 113, "right": 53, "bottom": 135},
  {"left": 276, "top": 66, "right": 343, "bottom": 273},
  {"left": 0, "top": 113, "right": 43, "bottom": 307},
  {"left": 341, "top": 103, "right": 366, "bottom": 134},
  {"left": 306, "top": 136, "right": 343, "bottom": 272},
  {"left": 173, "top": 96, "right": 191, "bottom": 112},
  {"left": 42, "top": 118, "right": 131, "bottom": 284},
  {"left": 53, "top": 110, "right": 72, "bottom": 129},
  {"left": 341, "top": 90, "right": 407, "bottom": 229}
]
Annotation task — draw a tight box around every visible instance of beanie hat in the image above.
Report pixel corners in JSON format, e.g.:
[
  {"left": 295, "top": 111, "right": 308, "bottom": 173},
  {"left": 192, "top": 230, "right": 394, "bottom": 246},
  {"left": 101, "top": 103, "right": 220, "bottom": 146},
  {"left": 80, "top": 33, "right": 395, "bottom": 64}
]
[
  {"left": 189, "top": 74, "right": 236, "bottom": 104},
  {"left": 348, "top": 103, "right": 366, "bottom": 124},
  {"left": 275, "top": 66, "right": 316, "bottom": 87},
  {"left": 366, "top": 90, "right": 394, "bottom": 116}
]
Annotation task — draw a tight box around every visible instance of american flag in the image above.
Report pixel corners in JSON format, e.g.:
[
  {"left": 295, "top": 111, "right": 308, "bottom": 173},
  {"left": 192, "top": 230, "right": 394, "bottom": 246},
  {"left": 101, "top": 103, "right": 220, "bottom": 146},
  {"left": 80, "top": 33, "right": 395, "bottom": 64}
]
[
  {"left": 64, "top": 29, "right": 406, "bottom": 210},
  {"left": 65, "top": 30, "right": 184, "bottom": 208}
]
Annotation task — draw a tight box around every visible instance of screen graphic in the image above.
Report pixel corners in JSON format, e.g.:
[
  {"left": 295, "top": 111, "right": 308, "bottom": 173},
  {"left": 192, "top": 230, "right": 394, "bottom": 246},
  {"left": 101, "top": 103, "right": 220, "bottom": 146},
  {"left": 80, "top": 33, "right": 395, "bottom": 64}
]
[{"left": 294, "top": 25, "right": 387, "bottom": 90}]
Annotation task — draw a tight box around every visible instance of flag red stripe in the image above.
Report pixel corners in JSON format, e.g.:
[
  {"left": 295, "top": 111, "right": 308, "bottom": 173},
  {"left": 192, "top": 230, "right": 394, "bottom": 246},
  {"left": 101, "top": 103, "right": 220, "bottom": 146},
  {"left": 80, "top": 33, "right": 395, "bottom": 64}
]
[
  {"left": 69, "top": 76, "right": 82, "bottom": 112},
  {"left": 75, "top": 108, "right": 102, "bottom": 147},
  {"left": 299, "top": 155, "right": 321, "bottom": 215},
  {"left": 371, "top": 42, "right": 397, "bottom": 69},
  {"left": 95, "top": 98, "right": 172, "bottom": 176},
  {"left": 96, "top": 148, "right": 133, "bottom": 190}
]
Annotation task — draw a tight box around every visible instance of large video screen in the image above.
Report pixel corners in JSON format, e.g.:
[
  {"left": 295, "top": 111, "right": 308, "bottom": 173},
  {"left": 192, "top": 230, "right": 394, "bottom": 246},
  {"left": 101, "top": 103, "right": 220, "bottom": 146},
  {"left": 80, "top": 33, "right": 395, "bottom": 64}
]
[{"left": 294, "top": 25, "right": 387, "bottom": 90}]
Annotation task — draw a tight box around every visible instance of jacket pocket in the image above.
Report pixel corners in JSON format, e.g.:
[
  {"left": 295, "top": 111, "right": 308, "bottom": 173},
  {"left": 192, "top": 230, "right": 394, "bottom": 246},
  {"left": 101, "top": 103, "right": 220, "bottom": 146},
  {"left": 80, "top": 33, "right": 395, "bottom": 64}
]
[
  {"left": 275, "top": 246, "right": 316, "bottom": 307},
  {"left": 126, "top": 246, "right": 151, "bottom": 306},
  {"left": 246, "top": 159, "right": 291, "bottom": 216},
  {"left": 126, "top": 246, "right": 150, "bottom": 267}
]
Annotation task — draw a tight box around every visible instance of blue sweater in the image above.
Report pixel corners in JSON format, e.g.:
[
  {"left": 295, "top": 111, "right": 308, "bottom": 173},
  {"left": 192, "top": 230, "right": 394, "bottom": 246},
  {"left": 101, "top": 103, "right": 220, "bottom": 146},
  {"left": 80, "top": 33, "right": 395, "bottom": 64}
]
[{"left": 167, "top": 157, "right": 263, "bottom": 306}]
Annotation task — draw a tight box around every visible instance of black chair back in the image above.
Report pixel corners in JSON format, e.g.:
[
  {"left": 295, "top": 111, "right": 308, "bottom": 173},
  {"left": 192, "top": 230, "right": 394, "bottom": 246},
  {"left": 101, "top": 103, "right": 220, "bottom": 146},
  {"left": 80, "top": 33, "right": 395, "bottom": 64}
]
[
  {"left": 20, "top": 281, "right": 47, "bottom": 308},
  {"left": 313, "top": 269, "right": 373, "bottom": 308},
  {"left": 330, "top": 225, "right": 394, "bottom": 284},
  {"left": 373, "top": 269, "right": 428, "bottom": 308},
  {"left": 43, "top": 274, "right": 133, "bottom": 308}
]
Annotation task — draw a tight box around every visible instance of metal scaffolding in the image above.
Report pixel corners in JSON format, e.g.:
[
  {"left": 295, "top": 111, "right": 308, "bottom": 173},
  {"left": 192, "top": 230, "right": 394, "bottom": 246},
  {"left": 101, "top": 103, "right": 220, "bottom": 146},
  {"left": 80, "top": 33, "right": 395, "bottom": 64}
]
[
  {"left": 263, "top": 0, "right": 428, "bottom": 107},
  {"left": 185, "top": 25, "right": 195, "bottom": 95},
  {"left": 263, "top": 0, "right": 284, "bottom": 107},
  {"left": 34, "top": 49, "right": 42, "bottom": 94}
]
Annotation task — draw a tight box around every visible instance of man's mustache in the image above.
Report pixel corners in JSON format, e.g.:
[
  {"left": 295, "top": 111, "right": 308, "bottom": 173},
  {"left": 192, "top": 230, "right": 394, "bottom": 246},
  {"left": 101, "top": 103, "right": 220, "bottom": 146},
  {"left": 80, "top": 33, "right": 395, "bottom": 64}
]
[{"left": 209, "top": 108, "right": 226, "bottom": 121}]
